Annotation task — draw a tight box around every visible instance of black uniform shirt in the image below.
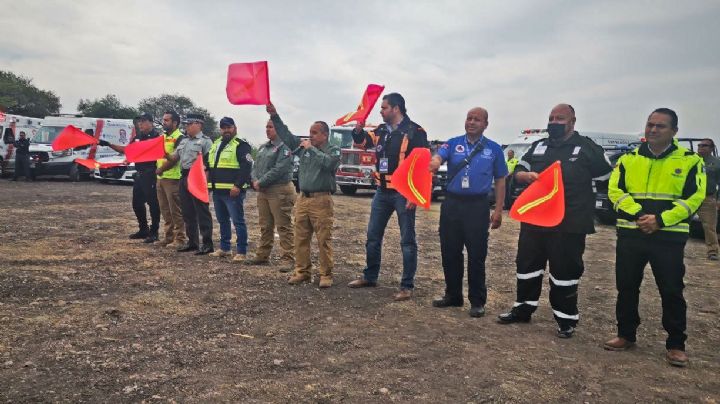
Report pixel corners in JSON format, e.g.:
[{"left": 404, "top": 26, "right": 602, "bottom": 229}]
[
  {"left": 13, "top": 138, "right": 30, "bottom": 155},
  {"left": 516, "top": 132, "right": 612, "bottom": 234}
]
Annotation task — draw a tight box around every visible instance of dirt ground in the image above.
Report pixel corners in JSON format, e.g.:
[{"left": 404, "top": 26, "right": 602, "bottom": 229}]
[{"left": 0, "top": 180, "right": 718, "bottom": 403}]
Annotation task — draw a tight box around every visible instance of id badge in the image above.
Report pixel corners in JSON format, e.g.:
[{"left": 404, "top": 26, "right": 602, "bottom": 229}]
[
  {"left": 379, "top": 158, "right": 389, "bottom": 173},
  {"left": 461, "top": 175, "right": 470, "bottom": 189}
]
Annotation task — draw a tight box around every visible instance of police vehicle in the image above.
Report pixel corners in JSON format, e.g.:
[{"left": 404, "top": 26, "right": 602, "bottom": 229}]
[{"left": 0, "top": 113, "right": 42, "bottom": 176}]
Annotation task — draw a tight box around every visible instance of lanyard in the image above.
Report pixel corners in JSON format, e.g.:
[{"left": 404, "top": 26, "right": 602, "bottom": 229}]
[{"left": 463, "top": 135, "right": 483, "bottom": 173}]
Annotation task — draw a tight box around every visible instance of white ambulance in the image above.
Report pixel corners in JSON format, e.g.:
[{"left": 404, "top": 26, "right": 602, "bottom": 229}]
[
  {"left": 29, "top": 115, "right": 134, "bottom": 181},
  {"left": 0, "top": 113, "right": 43, "bottom": 176}
]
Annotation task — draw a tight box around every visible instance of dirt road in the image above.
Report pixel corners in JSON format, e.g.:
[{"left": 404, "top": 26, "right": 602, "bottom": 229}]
[{"left": 1, "top": 181, "right": 718, "bottom": 402}]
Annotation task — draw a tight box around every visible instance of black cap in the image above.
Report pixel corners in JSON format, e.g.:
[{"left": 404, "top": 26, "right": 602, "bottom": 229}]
[
  {"left": 219, "top": 117, "right": 235, "bottom": 127},
  {"left": 183, "top": 113, "right": 205, "bottom": 124},
  {"left": 135, "top": 112, "right": 153, "bottom": 122}
]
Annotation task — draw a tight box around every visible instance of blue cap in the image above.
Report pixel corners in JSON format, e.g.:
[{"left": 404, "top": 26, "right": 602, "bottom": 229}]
[{"left": 219, "top": 117, "right": 235, "bottom": 127}]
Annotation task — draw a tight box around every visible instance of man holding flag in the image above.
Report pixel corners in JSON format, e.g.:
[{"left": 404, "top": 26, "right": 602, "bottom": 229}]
[
  {"left": 158, "top": 113, "right": 214, "bottom": 255},
  {"left": 497, "top": 104, "right": 611, "bottom": 338},
  {"left": 100, "top": 113, "right": 161, "bottom": 243},
  {"left": 428, "top": 107, "right": 507, "bottom": 317},
  {"left": 155, "top": 111, "right": 187, "bottom": 249},
  {"left": 206, "top": 117, "right": 253, "bottom": 261},
  {"left": 347, "top": 93, "right": 429, "bottom": 301}
]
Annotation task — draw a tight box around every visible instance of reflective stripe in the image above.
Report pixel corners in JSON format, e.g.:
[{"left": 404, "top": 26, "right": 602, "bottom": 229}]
[
  {"left": 550, "top": 274, "right": 580, "bottom": 287},
  {"left": 518, "top": 160, "right": 531, "bottom": 170},
  {"left": 552, "top": 309, "right": 579, "bottom": 320},
  {"left": 613, "top": 193, "right": 631, "bottom": 210},
  {"left": 676, "top": 200, "right": 692, "bottom": 217},
  {"left": 517, "top": 269, "right": 544, "bottom": 280},
  {"left": 629, "top": 192, "right": 680, "bottom": 200},
  {"left": 513, "top": 300, "right": 539, "bottom": 307}
]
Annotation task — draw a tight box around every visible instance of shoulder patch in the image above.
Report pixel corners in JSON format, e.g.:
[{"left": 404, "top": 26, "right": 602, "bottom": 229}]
[
  {"left": 332, "top": 149, "right": 341, "bottom": 157},
  {"left": 245, "top": 153, "right": 254, "bottom": 162}
]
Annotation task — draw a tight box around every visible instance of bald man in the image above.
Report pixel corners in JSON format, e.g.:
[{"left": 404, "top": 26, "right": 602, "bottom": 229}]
[
  {"left": 497, "top": 104, "right": 612, "bottom": 338},
  {"left": 429, "top": 107, "right": 508, "bottom": 317}
]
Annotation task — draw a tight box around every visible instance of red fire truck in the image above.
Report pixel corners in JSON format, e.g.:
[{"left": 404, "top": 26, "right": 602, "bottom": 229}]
[{"left": 329, "top": 123, "right": 379, "bottom": 195}]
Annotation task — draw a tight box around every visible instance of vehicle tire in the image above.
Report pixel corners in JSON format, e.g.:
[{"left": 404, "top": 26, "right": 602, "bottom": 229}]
[
  {"left": 595, "top": 211, "right": 617, "bottom": 225},
  {"left": 0, "top": 158, "right": 5, "bottom": 177},
  {"left": 340, "top": 185, "right": 357, "bottom": 195},
  {"left": 68, "top": 164, "right": 81, "bottom": 182}
]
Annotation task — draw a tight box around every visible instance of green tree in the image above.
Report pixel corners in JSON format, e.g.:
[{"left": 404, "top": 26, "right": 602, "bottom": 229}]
[
  {"left": 137, "top": 94, "right": 219, "bottom": 138},
  {"left": 0, "top": 70, "right": 61, "bottom": 117},
  {"left": 77, "top": 94, "right": 138, "bottom": 119}
]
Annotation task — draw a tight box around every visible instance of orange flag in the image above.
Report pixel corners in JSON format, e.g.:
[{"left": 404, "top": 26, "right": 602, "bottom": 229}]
[
  {"left": 187, "top": 153, "right": 209, "bottom": 203},
  {"left": 52, "top": 125, "right": 98, "bottom": 151},
  {"left": 226, "top": 61, "right": 270, "bottom": 105},
  {"left": 74, "top": 158, "right": 125, "bottom": 170},
  {"left": 390, "top": 148, "right": 433, "bottom": 209},
  {"left": 335, "top": 84, "right": 385, "bottom": 125},
  {"left": 509, "top": 161, "right": 565, "bottom": 227},
  {"left": 124, "top": 136, "right": 165, "bottom": 163}
]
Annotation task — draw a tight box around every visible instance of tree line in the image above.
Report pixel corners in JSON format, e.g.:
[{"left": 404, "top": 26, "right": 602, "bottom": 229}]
[{"left": 0, "top": 70, "right": 219, "bottom": 137}]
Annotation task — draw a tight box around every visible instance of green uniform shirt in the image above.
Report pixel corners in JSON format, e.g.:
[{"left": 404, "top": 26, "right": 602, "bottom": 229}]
[
  {"left": 272, "top": 115, "right": 340, "bottom": 193},
  {"left": 252, "top": 138, "right": 294, "bottom": 187},
  {"left": 173, "top": 132, "right": 213, "bottom": 170},
  {"left": 702, "top": 155, "right": 720, "bottom": 196}
]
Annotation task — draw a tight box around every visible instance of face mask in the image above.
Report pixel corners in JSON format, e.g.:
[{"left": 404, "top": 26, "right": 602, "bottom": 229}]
[{"left": 547, "top": 123, "right": 566, "bottom": 139}]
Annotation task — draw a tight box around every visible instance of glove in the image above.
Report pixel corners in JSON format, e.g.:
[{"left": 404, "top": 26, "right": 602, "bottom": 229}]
[{"left": 98, "top": 140, "right": 111, "bottom": 147}]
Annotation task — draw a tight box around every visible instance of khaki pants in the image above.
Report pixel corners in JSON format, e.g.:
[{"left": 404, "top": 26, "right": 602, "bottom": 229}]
[
  {"left": 156, "top": 178, "right": 185, "bottom": 243},
  {"left": 255, "top": 182, "right": 296, "bottom": 261},
  {"left": 698, "top": 196, "right": 719, "bottom": 255},
  {"left": 294, "top": 193, "right": 334, "bottom": 277}
]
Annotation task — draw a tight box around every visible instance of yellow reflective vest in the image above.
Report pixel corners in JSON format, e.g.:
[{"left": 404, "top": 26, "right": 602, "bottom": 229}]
[
  {"left": 608, "top": 140, "right": 705, "bottom": 240},
  {"left": 506, "top": 157, "right": 519, "bottom": 174},
  {"left": 157, "top": 129, "right": 183, "bottom": 180},
  {"left": 207, "top": 136, "right": 245, "bottom": 190}
]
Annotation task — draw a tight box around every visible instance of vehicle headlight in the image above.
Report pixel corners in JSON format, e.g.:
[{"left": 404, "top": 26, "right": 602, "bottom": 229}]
[
  {"left": 51, "top": 150, "right": 73, "bottom": 157},
  {"left": 362, "top": 168, "right": 373, "bottom": 178}
]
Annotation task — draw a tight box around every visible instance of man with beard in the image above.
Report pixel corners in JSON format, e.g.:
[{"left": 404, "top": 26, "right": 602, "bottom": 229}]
[{"left": 155, "top": 111, "right": 187, "bottom": 248}]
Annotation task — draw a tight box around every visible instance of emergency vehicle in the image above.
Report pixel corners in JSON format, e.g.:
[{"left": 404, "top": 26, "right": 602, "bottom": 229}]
[
  {"left": 29, "top": 115, "right": 134, "bottom": 181},
  {"left": 92, "top": 156, "right": 136, "bottom": 184},
  {"left": 0, "top": 112, "right": 42, "bottom": 176},
  {"left": 330, "top": 123, "right": 378, "bottom": 195}
]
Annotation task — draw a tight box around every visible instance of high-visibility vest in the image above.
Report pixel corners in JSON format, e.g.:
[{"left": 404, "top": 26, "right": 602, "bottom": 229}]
[
  {"left": 207, "top": 137, "right": 241, "bottom": 190},
  {"left": 506, "top": 157, "right": 519, "bottom": 174},
  {"left": 609, "top": 140, "right": 705, "bottom": 235},
  {"left": 157, "top": 129, "right": 183, "bottom": 180}
]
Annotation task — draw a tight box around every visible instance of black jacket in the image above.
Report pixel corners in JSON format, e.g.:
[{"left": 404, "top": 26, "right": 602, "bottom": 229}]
[{"left": 13, "top": 138, "right": 30, "bottom": 155}]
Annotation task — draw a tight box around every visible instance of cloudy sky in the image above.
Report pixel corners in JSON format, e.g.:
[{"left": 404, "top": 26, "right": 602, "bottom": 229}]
[{"left": 3, "top": 0, "right": 719, "bottom": 146}]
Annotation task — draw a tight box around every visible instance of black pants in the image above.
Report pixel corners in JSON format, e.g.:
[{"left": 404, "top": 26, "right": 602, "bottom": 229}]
[
  {"left": 439, "top": 194, "right": 489, "bottom": 306},
  {"left": 132, "top": 170, "right": 161, "bottom": 234},
  {"left": 514, "top": 229, "right": 586, "bottom": 327},
  {"left": 179, "top": 175, "right": 213, "bottom": 248},
  {"left": 615, "top": 236, "right": 687, "bottom": 350},
  {"left": 13, "top": 155, "right": 31, "bottom": 180}
]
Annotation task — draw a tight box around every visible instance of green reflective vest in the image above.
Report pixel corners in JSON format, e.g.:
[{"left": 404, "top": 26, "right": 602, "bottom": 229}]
[
  {"left": 506, "top": 157, "right": 519, "bottom": 174},
  {"left": 608, "top": 140, "right": 705, "bottom": 239},
  {"left": 208, "top": 137, "right": 241, "bottom": 190},
  {"left": 157, "top": 129, "right": 183, "bottom": 180}
]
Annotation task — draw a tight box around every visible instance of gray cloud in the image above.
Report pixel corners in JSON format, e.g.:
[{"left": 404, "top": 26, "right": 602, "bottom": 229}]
[{"left": 2, "top": 0, "right": 719, "bottom": 145}]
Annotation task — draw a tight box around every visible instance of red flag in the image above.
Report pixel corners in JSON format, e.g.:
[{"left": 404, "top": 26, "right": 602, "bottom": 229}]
[
  {"left": 509, "top": 161, "right": 565, "bottom": 227},
  {"left": 390, "top": 148, "right": 433, "bottom": 209},
  {"left": 74, "top": 158, "right": 98, "bottom": 170},
  {"left": 124, "top": 136, "right": 165, "bottom": 163},
  {"left": 187, "top": 153, "right": 209, "bottom": 203},
  {"left": 226, "top": 61, "right": 270, "bottom": 105},
  {"left": 52, "top": 125, "right": 98, "bottom": 151},
  {"left": 336, "top": 84, "right": 385, "bottom": 125}
]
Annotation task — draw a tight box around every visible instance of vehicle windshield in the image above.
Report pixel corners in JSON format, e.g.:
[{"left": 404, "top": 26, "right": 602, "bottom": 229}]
[
  {"left": 32, "top": 126, "right": 65, "bottom": 144},
  {"left": 329, "top": 129, "right": 355, "bottom": 149}
]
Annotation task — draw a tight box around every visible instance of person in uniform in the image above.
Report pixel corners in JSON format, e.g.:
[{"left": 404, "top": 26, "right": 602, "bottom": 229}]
[
  {"left": 506, "top": 149, "right": 518, "bottom": 173},
  {"left": 695, "top": 138, "right": 720, "bottom": 260},
  {"left": 247, "top": 118, "right": 296, "bottom": 270},
  {"left": 101, "top": 113, "right": 161, "bottom": 243},
  {"left": 428, "top": 107, "right": 507, "bottom": 317},
  {"left": 346, "top": 93, "right": 429, "bottom": 301},
  {"left": 158, "top": 113, "right": 214, "bottom": 255},
  {"left": 155, "top": 111, "right": 186, "bottom": 248},
  {"left": 206, "top": 117, "right": 252, "bottom": 260},
  {"left": 12, "top": 131, "right": 31, "bottom": 181},
  {"left": 497, "top": 104, "right": 612, "bottom": 339},
  {"left": 266, "top": 102, "right": 340, "bottom": 288},
  {"left": 504, "top": 149, "right": 519, "bottom": 208},
  {"left": 604, "top": 108, "right": 705, "bottom": 368}
]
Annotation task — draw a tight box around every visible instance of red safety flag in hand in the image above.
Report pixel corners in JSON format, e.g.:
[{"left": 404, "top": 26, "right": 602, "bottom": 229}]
[
  {"left": 52, "top": 125, "right": 98, "bottom": 151},
  {"left": 335, "top": 84, "right": 385, "bottom": 125},
  {"left": 226, "top": 61, "right": 270, "bottom": 105},
  {"left": 390, "top": 148, "right": 433, "bottom": 209},
  {"left": 124, "top": 136, "right": 165, "bottom": 163},
  {"left": 187, "top": 153, "right": 209, "bottom": 203},
  {"left": 74, "top": 158, "right": 125, "bottom": 170},
  {"left": 509, "top": 161, "right": 565, "bottom": 227}
]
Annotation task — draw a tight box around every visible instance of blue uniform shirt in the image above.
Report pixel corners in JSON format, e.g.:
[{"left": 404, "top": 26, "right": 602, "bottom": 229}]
[{"left": 437, "top": 134, "right": 508, "bottom": 195}]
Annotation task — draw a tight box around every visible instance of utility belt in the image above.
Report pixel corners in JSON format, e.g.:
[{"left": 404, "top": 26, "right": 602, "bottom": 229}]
[
  {"left": 445, "top": 192, "right": 488, "bottom": 201},
  {"left": 301, "top": 191, "right": 331, "bottom": 198},
  {"left": 374, "top": 172, "right": 397, "bottom": 190}
]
